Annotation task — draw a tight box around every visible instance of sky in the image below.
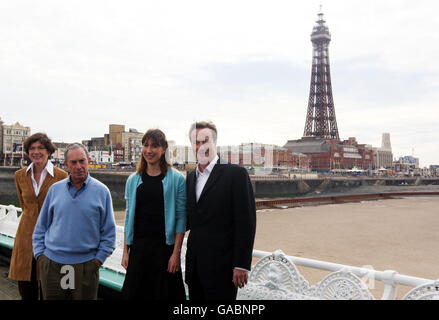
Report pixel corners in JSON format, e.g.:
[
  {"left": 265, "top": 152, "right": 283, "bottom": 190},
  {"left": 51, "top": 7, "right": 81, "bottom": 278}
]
[{"left": 0, "top": 0, "right": 438, "bottom": 167}]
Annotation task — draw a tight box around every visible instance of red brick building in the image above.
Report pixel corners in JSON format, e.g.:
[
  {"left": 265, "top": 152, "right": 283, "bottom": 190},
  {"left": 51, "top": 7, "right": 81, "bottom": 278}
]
[
  {"left": 284, "top": 137, "right": 373, "bottom": 172},
  {"left": 112, "top": 143, "right": 125, "bottom": 162}
]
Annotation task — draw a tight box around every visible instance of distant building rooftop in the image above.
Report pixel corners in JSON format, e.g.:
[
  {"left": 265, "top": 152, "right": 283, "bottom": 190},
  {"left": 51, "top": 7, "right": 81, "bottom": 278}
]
[{"left": 284, "top": 138, "right": 331, "bottom": 153}]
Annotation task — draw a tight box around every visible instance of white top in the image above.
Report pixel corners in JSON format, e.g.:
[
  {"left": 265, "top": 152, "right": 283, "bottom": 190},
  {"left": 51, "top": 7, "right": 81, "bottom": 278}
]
[
  {"left": 26, "top": 161, "right": 54, "bottom": 196},
  {"left": 195, "top": 155, "right": 218, "bottom": 202}
]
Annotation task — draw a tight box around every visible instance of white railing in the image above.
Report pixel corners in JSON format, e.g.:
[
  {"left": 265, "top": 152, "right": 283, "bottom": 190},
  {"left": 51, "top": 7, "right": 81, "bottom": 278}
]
[
  {"left": 1, "top": 204, "right": 438, "bottom": 300},
  {"left": 0, "top": 204, "right": 22, "bottom": 238},
  {"left": 250, "top": 249, "right": 433, "bottom": 300}
]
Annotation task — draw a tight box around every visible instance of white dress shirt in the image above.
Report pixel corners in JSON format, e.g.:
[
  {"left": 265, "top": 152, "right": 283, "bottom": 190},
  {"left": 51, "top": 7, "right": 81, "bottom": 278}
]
[
  {"left": 26, "top": 161, "right": 54, "bottom": 196},
  {"left": 195, "top": 155, "right": 218, "bottom": 202}
]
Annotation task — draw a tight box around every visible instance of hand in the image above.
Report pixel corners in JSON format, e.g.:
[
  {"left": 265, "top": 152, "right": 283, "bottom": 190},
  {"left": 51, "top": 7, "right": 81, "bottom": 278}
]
[
  {"left": 167, "top": 253, "right": 181, "bottom": 274},
  {"left": 232, "top": 268, "right": 248, "bottom": 289},
  {"left": 121, "top": 250, "right": 129, "bottom": 270},
  {"left": 94, "top": 259, "right": 102, "bottom": 268}
]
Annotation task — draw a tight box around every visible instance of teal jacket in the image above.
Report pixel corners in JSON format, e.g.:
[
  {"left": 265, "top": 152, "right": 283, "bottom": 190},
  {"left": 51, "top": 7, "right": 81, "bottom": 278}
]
[{"left": 124, "top": 167, "right": 187, "bottom": 246}]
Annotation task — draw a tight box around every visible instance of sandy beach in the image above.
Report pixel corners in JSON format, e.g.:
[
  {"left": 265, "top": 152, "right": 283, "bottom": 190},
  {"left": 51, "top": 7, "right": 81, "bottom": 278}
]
[{"left": 116, "top": 195, "right": 439, "bottom": 299}]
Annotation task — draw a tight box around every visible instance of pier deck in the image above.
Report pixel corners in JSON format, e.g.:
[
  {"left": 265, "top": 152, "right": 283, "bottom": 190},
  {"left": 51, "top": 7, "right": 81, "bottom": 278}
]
[{"left": 0, "top": 263, "right": 19, "bottom": 300}]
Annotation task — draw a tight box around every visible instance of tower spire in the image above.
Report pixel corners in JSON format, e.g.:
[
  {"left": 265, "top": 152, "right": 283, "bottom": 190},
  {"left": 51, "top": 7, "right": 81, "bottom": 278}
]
[{"left": 303, "top": 9, "right": 340, "bottom": 140}]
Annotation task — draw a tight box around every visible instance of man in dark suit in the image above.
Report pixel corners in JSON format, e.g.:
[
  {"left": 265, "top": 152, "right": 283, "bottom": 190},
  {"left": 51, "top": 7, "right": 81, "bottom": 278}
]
[{"left": 185, "top": 121, "right": 256, "bottom": 300}]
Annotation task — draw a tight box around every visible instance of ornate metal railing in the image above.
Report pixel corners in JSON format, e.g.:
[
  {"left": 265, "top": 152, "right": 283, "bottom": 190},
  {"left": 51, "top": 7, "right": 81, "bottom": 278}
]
[
  {"left": 1, "top": 204, "right": 438, "bottom": 300},
  {"left": 242, "top": 249, "right": 437, "bottom": 300}
]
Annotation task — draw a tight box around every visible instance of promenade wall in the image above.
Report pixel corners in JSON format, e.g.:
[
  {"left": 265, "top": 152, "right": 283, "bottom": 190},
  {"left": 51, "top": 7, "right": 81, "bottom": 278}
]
[{"left": 1, "top": 167, "right": 438, "bottom": 205}]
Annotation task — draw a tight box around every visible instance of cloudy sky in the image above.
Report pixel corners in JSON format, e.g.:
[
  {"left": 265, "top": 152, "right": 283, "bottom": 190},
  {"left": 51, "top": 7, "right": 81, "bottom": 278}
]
[{"left": 1, "top": 0, "right": 438, "bottom": 167}]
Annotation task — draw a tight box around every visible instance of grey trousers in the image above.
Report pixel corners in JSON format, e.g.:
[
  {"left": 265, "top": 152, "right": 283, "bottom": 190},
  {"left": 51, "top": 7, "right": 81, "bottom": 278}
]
[{"left": 37, "top": 254, "right": 100, "bottom": 300}]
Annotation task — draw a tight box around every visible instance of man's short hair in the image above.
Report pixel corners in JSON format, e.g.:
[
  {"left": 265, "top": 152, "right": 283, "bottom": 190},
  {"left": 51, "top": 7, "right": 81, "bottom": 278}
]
[
  {"left": 64, "top": 143, "right": 89, "bottom": 162},
  {"left": 188, "top": 121, "right": 217, "bottom": 143}
]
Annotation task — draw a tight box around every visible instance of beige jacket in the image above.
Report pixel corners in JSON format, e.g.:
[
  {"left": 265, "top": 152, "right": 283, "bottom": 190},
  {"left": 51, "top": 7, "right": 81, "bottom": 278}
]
[{"left": 9, "top": 166, "right": 68, "bottom": 281}]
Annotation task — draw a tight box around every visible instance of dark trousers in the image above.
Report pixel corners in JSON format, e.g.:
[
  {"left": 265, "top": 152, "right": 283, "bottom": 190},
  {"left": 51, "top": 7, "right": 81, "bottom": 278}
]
[
  {"left": 188, "top": 266, "right": 237, "bottom": 301},
  {"left": 38, "top": 254, "right": 100, "bottom": 300},
  {"left": 17, "top": 257, "right": 42, "bottom": 300}
]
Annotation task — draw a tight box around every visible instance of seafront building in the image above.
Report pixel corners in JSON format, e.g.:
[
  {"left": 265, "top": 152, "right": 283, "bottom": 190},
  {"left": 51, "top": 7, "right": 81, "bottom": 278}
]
[
  {"left": 284, "top": 138, "right": 374, "bottom": 172},
  {"left": 82, "top": 136, "right": 108, "bottom": 151},
  {"left": 218, "top": 143, "right": 311, "bottom": 171},
  {"left": 0, "top": 118, "right": 30, "bottom": 166},
  {"left": 81, "top": 124, "right": 144, "bottom": 164},
  {"left": 372, "top": 133, "right": 393, "bottom": 170},
  {"left": 393, "top": 155, "right": 420, "bottom": 174},
  {"left": 51, "top": 142, "right": 70, "bottom": 165},
  {"left": 120, "top": 128, "right": 143, "bottom": 163},
  {"left": 169, "top": 144, "right": 196, "bottom": 165},
  {"left": 1, "top": 115, "right": 425, "bottom": 174},
  {"left": 430, "top": 165, "right": 439, "bottom": 176},
  {"left": 89, "top": 150, "right": 114, "bottom": 165}
]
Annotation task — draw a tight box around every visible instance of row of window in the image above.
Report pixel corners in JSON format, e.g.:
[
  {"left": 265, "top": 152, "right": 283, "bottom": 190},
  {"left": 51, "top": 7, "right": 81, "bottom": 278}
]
[
  {"left": 3, "top": 129, "right": 29, "bottom": 136},
  {"left": 4, "top": 146, "right": 23, "bottom": 152}
]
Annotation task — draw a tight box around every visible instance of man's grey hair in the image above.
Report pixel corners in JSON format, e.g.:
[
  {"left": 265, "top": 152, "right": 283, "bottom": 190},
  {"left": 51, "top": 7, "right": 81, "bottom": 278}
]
[{"left": 64, "top": 143, "right": 89, "bottom": 162}]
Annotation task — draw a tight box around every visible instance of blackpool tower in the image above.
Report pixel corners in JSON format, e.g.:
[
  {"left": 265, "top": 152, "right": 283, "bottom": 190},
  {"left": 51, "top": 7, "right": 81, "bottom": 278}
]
[{"left": 303, "top": 10, "right": 340, "bottom": 141}]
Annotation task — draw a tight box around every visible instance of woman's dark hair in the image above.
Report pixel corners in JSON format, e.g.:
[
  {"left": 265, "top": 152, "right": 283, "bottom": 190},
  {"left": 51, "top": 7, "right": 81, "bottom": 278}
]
[
  {"left": 136, "top": 129, "right": 170, "bottom": 175},
  {"left": 23, "top": 132, "right": 56, "bottom": 156}
]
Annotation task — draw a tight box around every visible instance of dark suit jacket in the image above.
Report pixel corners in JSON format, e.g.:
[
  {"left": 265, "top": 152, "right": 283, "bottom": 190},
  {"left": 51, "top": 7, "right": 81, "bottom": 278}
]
[{"left": 185, "top": 159, "right": 256, "bottom": 292}]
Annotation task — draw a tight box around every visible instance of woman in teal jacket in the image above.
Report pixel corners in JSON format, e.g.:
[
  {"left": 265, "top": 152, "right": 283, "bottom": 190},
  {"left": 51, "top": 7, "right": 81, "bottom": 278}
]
[{"left": 121, "top": 129, "right": 187, "bottom": 300}]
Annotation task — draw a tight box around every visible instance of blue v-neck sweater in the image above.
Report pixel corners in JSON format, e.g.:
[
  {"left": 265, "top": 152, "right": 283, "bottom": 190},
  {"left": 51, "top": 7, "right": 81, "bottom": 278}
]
[{"left": 33, "top": 175, "right": 116, "bottom": 265}]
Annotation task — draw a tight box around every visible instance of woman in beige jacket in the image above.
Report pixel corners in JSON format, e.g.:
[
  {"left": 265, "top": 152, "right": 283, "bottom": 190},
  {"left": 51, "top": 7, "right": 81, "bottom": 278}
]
[{"left": 9, "top": 133, "right": 68, "bottom": 300}]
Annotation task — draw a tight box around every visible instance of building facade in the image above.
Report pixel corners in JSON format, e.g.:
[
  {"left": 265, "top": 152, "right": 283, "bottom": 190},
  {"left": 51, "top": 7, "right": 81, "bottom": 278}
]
[
  {"left": 372, "top": 133, "right": 393, "bottom": 169},
  {"left": 83, "top": 124, "right": 144, "bottom": 164},
  {"left": 109, "top": 124, "right": 125, "bottom": 147},
  {"left": 373, "top": 148, "right": 393, "bottom": 169},
  {"left": 0, "top": 119, "right": 31, "bottom": 166},
  {"left": 429, "top": 165, "right": 439, "bottom": 176},
  {"left": 51, "top": 142, "right": 70, "bottom": 165},
  {"left": 112, "top": 143, "right": 125, "bottom": 163},
  {"left": 89, "top": 150, "right": 113, "bottom": 164},
  {"left": 284, "top": 137, "right": 373, "bottom": 172},
  {"left": 217, "top": 143, "right": 311, "bottom": 171},
  {"left": 170, "top": 144, "right": 196, "bottom": 165},
  {"left": 121, "top": 129, "right": 144, "bottom": 163},
  {"left": 82, "top": 136, "right": 109, "bottom": 151},
  {"left": 393, "top": 156, "right": 419, "bottom": 174}
]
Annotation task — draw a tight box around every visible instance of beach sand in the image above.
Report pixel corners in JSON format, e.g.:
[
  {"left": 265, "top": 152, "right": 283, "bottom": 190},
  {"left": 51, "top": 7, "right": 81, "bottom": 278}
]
[{"left": 115, "top": 196, "right": 439, "bottom": 299}]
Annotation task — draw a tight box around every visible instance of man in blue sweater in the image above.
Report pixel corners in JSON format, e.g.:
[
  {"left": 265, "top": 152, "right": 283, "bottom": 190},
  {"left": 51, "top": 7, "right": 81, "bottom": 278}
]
[{"left": 33, "top": 143, "right": 116, "bottom": 300}]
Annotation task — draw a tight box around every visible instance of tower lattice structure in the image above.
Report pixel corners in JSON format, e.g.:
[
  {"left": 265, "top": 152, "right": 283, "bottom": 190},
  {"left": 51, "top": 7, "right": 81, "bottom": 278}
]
[{"left": 303, "top": 11, "right": 340, "bottom": 141}]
